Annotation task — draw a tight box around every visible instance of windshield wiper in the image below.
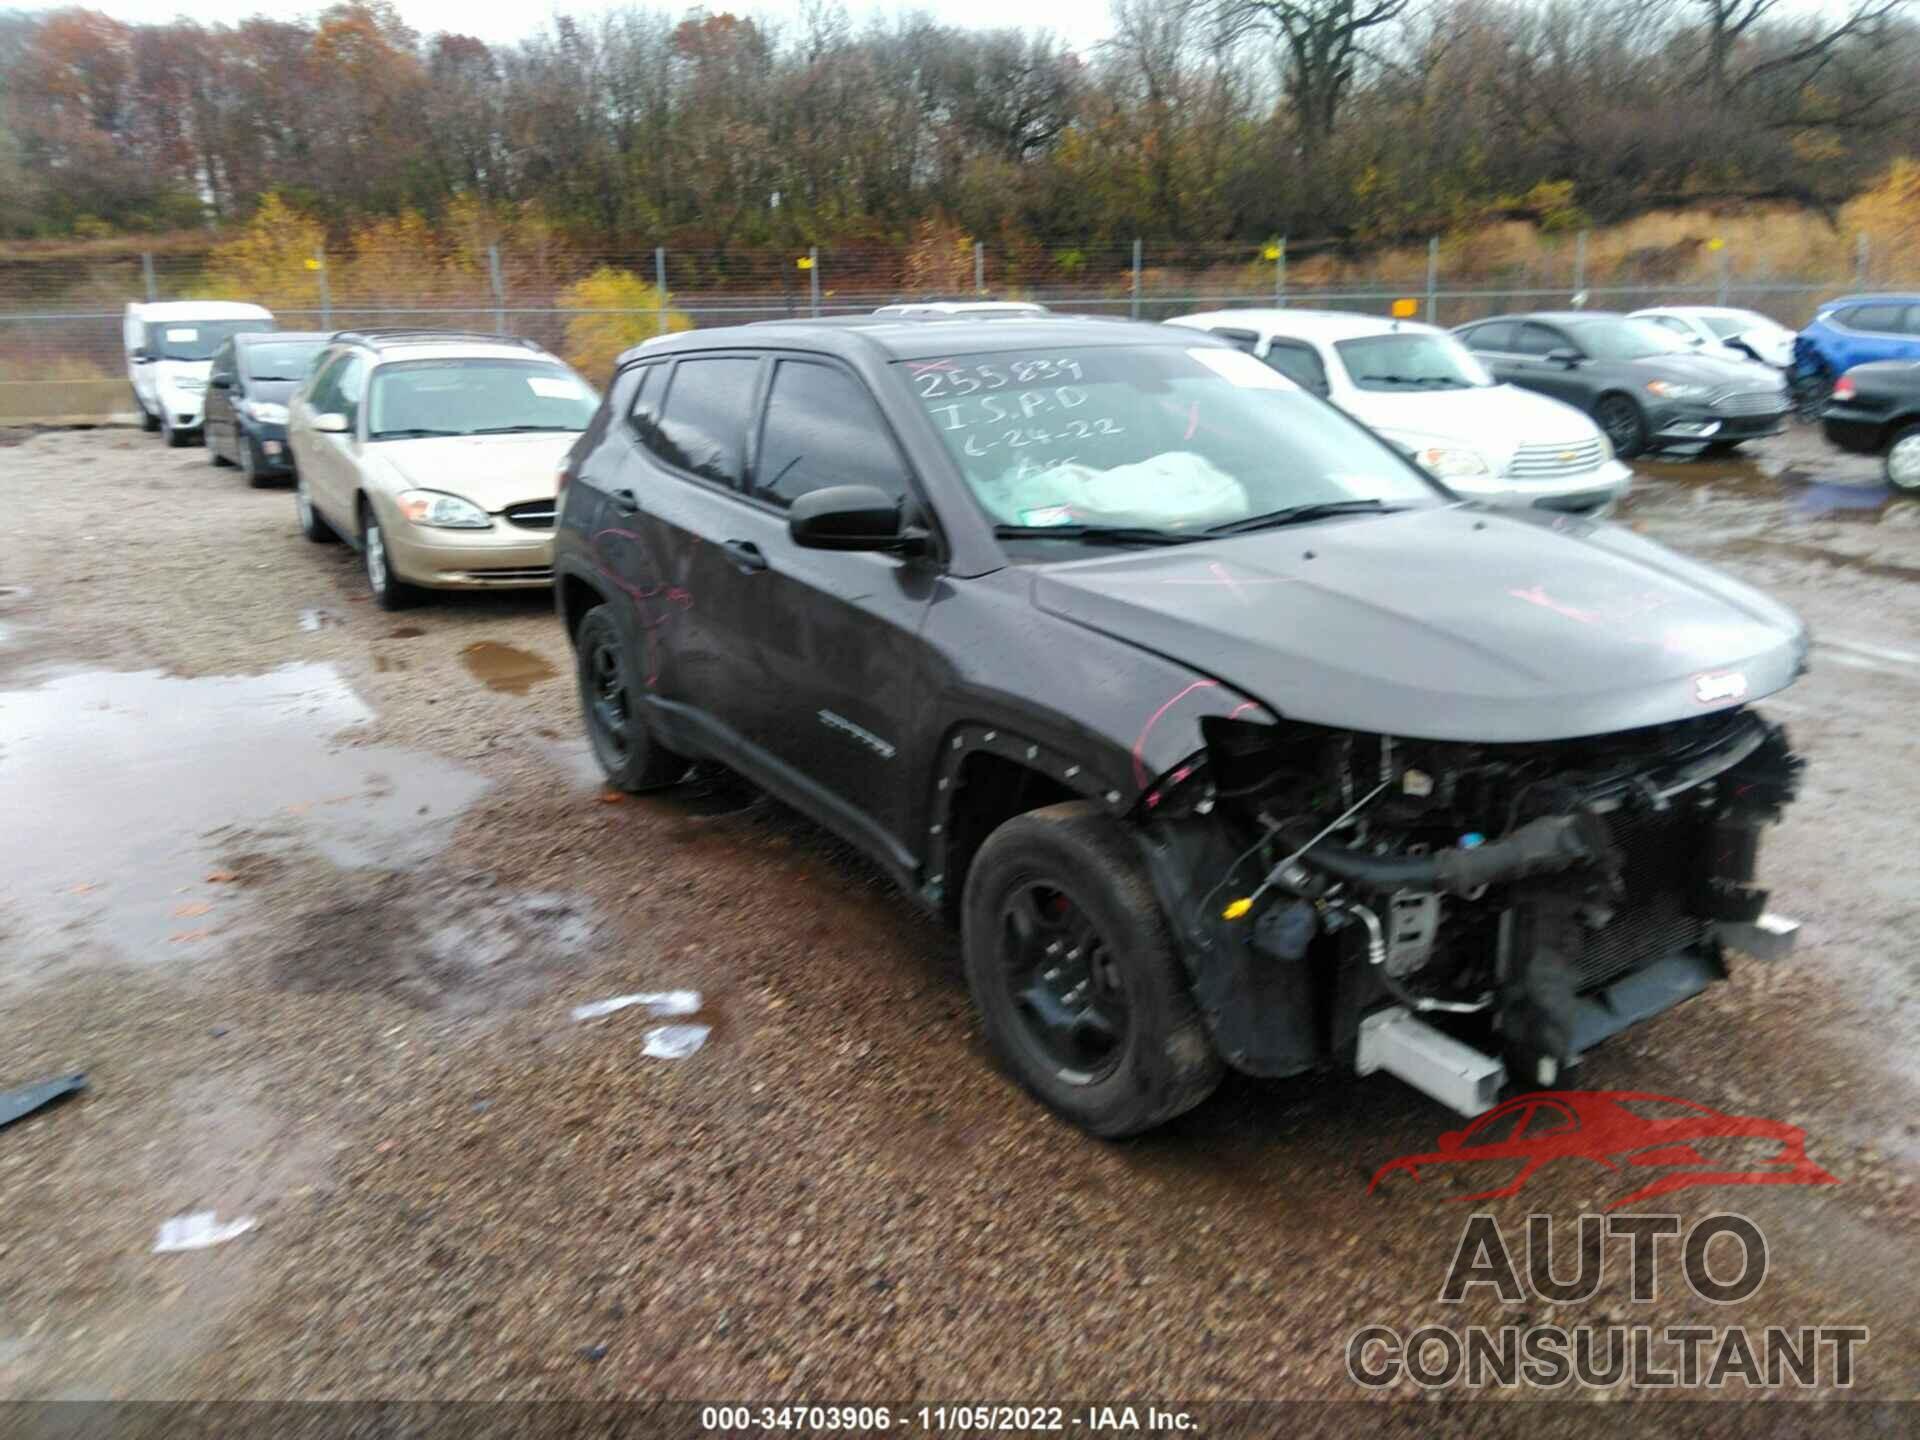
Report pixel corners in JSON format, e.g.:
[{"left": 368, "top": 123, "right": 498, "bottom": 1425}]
[
  {"left": 1204, "top": 498, "right": 1404, "bottom": 536},
  {"left": 372, "top": 427, "right": 462, "bottom": 439},
  {"left": 992, "top": 524, "right": 1202, "bottom": 546},
  {"left": 1362, "top": 375, "right": 1465, "bottom": 388},
  {"left": 469, "top": 423, "right": 580, "bottom": 435}
]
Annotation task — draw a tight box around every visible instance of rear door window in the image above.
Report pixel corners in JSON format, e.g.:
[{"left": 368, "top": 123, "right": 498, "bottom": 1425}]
[
  {"left": 753, "top": 360, "right": 905, "bottom": 508},
  {"left": 1841, "top": 304, "right": 1903, "bottom": 333},
  {"left": 1262, "top": 340, "right": 1329, "bottom": 393},
  {"left": 1205, "top": 327, "right": 1262, "bottom": 354},
  {"left": 650, "top": 356, "right": 760, "bottom": 486},
  {"left": 1512, "top": 323, "right": 1564, "bottom": 357},
  {"left": 1461, "top": 321, "right": 1514, "bottom": 353}
]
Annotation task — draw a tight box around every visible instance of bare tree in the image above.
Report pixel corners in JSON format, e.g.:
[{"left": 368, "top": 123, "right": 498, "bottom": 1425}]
[
  {"left": 1211, "top": 0, "right": 1411, "bottom": 152},
  {"left": 1691, "top": 0, "right": 1910, "bottom": 106}
]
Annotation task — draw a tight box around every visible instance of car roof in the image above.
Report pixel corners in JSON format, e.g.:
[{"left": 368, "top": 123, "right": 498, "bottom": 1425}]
[
  {"left": 235, "top": 330, "right": 330, "bottom": 345},
  {"left": 328, "top": 330, "right": 560, "bottom": 364},
  {"left": 619, "top": 315, "right": 1214, "bottom": 367},
  {"left": 131, "top": 301, "right": 274, "bottom": 320},
  {"left": 1817, "top": 292, "right": 1920, "bottom": 310},
  {"left": 1630, "top": 305, "right": 1762, "bottom": 318},
  {"left": 1470, "top": 311, "right": 1626, "bottom": 325},
  {"left": 872, "top": 301, "right": 1049, "bottom": 316},
  {"left": 1169, "top": 308, "right": 1439, "bottom": 341}
]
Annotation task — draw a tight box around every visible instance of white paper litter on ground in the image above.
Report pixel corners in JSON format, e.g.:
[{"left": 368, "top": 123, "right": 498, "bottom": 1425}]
[
  {"left": 570, "top": 989, "right": 702, "bottom": 1023},
  {"left": 153, "top": 1211, "right": 256, "bottom": 1252},
  {"left": 642, "top": 1023, "right": 711, "bottom": 1060}
]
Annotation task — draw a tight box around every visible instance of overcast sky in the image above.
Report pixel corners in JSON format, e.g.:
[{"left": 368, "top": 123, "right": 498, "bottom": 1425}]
[{"left": 24, "top": 0, "right": 1119, "bottom": 51}]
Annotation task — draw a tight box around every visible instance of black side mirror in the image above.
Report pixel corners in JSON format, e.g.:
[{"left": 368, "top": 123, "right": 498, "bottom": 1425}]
[
  {"left": 131, "top": 347, "right": 151, "bottom": 363},
  {"left": 210, "top": 374, "right": 231, "bottom": 390},
  {"left": 788, "top": 484, "right": 921, "bottom": 553},
  {"left": 1545, "top": 348, "right": 1583, "bottom": 367}
]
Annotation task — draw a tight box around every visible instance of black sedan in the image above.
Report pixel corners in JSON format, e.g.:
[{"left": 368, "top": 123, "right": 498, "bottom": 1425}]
[
  {"left": 204, "top": 331, "right": 331, "bottom": 485},
  {"left": 1821, "top": 360, "right": 1920, "bottom": 492},
  {"left": 1453, "top": 311, "right": 1789, "bottom": 459}
]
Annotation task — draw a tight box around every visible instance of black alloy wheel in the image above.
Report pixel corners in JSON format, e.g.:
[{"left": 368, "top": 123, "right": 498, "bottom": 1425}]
[
  {"left": 997, "top": 881, "right": 1131, "bottom": 1083},
  {"left": 574, "top": 604, "right": 686, "bottom": 791},
  {"left": 1595, "top": 395, "right": 1646, "bottom": 459},
  {"left": 963, "top": 801, "right": 1222, "bottom": 1137}
]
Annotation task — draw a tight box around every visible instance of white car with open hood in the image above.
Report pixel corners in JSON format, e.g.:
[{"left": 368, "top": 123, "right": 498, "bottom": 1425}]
[
  {"left": 124, "top": 300, "right": 276, "bottom": 446},
  {"left": 1166, "top": 308, "right": 1634, "bottom": 514}
]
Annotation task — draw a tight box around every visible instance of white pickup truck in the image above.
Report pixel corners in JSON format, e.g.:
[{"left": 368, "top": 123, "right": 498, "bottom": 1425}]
[{"left": 125, "top": 301, "right": 275, "bottom": 446}]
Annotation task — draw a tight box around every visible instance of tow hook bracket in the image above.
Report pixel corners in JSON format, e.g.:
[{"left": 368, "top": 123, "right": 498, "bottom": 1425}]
[
  {"left": 1356, "top": 1007, "right": 1505, "bottom": 1118},
  {"left": 1717, "top": 912, "right": 1801, "bottom": 962}
]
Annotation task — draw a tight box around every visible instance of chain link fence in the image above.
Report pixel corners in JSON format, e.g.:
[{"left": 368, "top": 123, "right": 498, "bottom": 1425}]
[{"left": 0, "top": 232, "right": 1900, "bottom": 423}]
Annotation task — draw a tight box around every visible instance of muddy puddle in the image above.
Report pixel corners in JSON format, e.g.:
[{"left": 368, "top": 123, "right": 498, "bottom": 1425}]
[
  {"left": 1719, "top": 538, "right": 1920, "bottom": 586},
  {"left": 0, "top": 663, "right": 489, "bottom": 972},
  {"left": 459, "top": 640, "right": 557, "bottom": 694},
  {"left": 266, "top": 871, "right": 595, "bottom": 1012},
  {"left": 1632, "top": 444, "right": 1901, "bottom": 523}
]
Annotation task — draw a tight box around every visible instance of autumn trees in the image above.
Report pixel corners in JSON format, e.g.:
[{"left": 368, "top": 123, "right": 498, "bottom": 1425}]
[{"left": 3, "top": 0, "right": 1918, "bottom": 250}]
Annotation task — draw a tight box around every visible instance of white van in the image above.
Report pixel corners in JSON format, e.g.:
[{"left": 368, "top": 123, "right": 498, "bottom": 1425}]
[
  {"left": 125, "top": 301, "right": 276, "bottom": 446},
  {"left": 1166, "top": 308, "right": 1634, "bottom": 514}
]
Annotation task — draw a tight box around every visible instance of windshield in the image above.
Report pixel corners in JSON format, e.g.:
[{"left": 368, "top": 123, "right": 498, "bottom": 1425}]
[
  {"left": 146, "top": 319, "right": 271, "bottom": 363},
  {"left": 367, "top": 358, "right": 598, "bottom": 440},
  {"left": 244, "top": 340, "right": 327, "bottom": 382},
  {"left": 1566, "top": 318, "right": 1691, "bottom": 361},
  {"left": 902, "top": 344, "right": 1441, "bottom": 539},
  {"left": 1333, "top": 332, "right": 1494, "bottom": 391}
]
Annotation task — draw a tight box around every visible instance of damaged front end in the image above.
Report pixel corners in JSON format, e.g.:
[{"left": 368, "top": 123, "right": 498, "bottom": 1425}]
[{"left": 1139, "top": 706, "right": 1804, "bottom": 1116}]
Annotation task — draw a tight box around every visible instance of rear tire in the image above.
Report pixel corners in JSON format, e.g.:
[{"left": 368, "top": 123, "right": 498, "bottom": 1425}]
[
  {"left": 575, "top": 604, "right": 686, "bottom": 791},
  {"left": 962, "top": 801, "right": 1223, "bottom": 1137},
  {"left": 296, "top": 470, "right": 337, "bottom": 543},
  {"left": 1887, "top": 423, "right": 1920, "bottom": 493},
  {"left": 1595, "top": 394, "right": 1647, "bottom": 459}
]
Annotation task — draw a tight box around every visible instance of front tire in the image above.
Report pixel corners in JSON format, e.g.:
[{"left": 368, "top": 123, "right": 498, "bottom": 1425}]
[
  {"left": 962, "top": 801, "right": 1223, "bottom": 1137},
  {"left": 575, "top": 604, "right": 686, "bottom": 791},
  {"left": 1595, "top": 395, "right": 1647, "bottom": 459},
  {"left": 162, "top": 413, "right": 188, "bottom": 449},
  {"left": 239, "top": 439, "right": 269, "bottom": 489},
  {"left": 359, "top": 504, "right": 416, "bottom": 611},
  {"left": 137, "top": 393, "right": 160, "bottom": 433},
  {"left": 207, "top": 430, "right": 229, "bottom": 466},
  {"left": 1887, "top": 423, "right": 1920, "bottom": 493}
]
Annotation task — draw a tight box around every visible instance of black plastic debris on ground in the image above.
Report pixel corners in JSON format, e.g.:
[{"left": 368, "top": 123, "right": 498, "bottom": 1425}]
[{"left": 0, "top": 1072, "right": 87, "bottom": 1130}]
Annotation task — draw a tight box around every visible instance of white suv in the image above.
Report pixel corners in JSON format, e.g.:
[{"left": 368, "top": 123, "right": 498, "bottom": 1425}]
[
  {"left": 287, "top": 331, "right": 599, "bottom": 609},
  {"left": 1166, "top": 309, "right": 1633, "bottom": 513}
]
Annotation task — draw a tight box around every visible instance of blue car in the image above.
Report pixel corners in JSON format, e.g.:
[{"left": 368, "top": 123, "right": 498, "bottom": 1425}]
[{"left": 1792, "top": 294, "right": 1920, "bottom": 414}]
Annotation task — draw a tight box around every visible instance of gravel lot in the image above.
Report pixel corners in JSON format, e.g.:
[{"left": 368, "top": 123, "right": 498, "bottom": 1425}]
[{"left": 0, "top": 424, "right": 1916, "bottom": 1418}]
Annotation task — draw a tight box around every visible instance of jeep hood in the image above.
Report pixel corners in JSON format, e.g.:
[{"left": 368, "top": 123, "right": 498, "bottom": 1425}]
[
  {"left": 1029, "top": 507, "right": 1807, "bottom": 742},
  {"left": 376, "top": 432, "right": 577, "bottom": 511}
]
